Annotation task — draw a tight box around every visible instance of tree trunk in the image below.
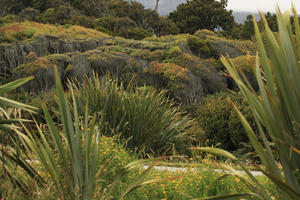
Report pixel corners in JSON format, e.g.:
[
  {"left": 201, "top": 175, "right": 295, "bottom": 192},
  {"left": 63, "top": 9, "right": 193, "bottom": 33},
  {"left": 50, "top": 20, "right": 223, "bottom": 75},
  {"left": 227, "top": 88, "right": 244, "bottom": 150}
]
[{"left": 155, "top": 0, "right": 159, "bottom": 13}]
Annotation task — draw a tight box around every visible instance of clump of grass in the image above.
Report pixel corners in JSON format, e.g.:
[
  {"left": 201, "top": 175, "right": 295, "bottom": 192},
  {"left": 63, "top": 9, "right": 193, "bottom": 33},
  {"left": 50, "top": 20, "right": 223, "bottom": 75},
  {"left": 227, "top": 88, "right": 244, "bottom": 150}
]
[{"left": 71, "top": 74, "right": 194, "bottom": 156}]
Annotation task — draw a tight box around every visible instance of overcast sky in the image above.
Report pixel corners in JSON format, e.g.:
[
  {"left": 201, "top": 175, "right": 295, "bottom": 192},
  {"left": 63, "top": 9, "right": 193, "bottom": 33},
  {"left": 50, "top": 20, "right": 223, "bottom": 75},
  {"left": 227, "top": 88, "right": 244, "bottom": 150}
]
[{"left": 227, "top": 0, "right": 300, "bottom": 12}]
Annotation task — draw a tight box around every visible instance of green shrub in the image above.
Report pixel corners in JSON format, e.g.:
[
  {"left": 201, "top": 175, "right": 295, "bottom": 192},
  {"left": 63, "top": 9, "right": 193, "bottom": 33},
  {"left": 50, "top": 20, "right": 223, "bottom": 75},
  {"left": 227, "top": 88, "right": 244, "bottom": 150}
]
[
  {"left": 194, "top": 29, "right": 218, "bottom": 39},
  {"left": 94, "top": 16, "right": 116, "bottom": 31},
  {"left": 12, "top": 30, "right": 34, "bottom": 41},
  {"left": 71, "top": 75, "right": 194, "bottom": 156},
  {"left": 131, "top": 49, "right": 164, "bottom": 62},
  {"left": 187, "top": 35, "right": 211, "bottom": 58},
  {"left": 196, "top": 92, "right": 256, "bottom": 152},
  {"left": 95, "top": 26, "right": 113, "bottom": 35},
  {"left": 119, "top": 27, "right": 151, "bottom": 40},
  {"left": 164, "top": 46, "right": 182, "bottom": 59},
  {"left": 0, "top": 32, "right": 10, "bottom": 43},
  {"left": 18, "top": 8, "right": 41, "bottom": 22},
  {"left": 0, "top": 15, "right": 17, "bottom": 26},
  {"left": 72, "top": 15, "right": 94, "bottom": 28},
  {"left": 143, "top": 62, "right": 190, "bottom": 101}
]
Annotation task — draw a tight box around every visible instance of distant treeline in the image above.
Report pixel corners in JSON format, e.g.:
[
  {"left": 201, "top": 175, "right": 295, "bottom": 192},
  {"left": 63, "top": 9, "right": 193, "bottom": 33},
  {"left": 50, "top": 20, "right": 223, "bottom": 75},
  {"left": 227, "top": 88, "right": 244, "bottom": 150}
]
[{"left": 0, "top": 0, "right": 291, "bottom": 40}]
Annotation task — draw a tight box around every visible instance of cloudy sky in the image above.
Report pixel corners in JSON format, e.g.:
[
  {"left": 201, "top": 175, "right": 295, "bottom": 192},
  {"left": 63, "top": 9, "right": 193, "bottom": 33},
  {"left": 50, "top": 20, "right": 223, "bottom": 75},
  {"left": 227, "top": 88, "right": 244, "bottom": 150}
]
[{"left": 227, "top": 0, "right": 300, "bottom": 12}]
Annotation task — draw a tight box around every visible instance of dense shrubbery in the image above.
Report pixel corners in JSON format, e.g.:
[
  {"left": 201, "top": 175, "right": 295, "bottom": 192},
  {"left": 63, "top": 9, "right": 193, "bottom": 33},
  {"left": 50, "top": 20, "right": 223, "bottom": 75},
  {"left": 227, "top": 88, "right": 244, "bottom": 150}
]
[
  {"left": 0, "top": 0, "right": 178, "bottom": 40},
  {"left": 70, "top": 75, "right": 194, "bottom": 156},
  {"left": 195, "top": 92, "right": 257, "bottom": 151}
]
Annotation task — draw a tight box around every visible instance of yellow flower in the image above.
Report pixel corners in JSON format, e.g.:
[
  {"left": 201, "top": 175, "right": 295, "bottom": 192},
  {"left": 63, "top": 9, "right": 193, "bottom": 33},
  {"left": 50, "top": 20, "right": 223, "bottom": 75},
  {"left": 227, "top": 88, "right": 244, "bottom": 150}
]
[
  {"left": 235, "top": 177, "right": 240, "bottom": 183},
  {"left": 189, "top": 158, "right": 193, "bottom": 161}
]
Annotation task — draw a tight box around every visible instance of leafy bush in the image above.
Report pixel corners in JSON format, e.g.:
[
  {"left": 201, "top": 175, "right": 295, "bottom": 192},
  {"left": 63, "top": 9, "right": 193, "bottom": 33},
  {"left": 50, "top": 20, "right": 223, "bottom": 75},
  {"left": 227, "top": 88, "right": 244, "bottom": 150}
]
[
  {"left": 119, "top": 27, "right": 151, "bottom": 40},
  {"left": 187, "top": 35, "right": 211, "bottom": 58},
  {"left": 0, "top": 15, "right": 17, "bottom": 26},
  {"left": 18, "top": 8, "right": 41, "bottom": 21},
  {"left": 196, "top": 92, "right": 256, "bottom": 152},
  {"left": 71, "top": 75, "right": 194, "bottom": 156},
  {"left": 194, "top": 29, "right": 218, "bottom": 39},
  {"left": 143, "top": 62, "right": 190, "bottom": 101}
]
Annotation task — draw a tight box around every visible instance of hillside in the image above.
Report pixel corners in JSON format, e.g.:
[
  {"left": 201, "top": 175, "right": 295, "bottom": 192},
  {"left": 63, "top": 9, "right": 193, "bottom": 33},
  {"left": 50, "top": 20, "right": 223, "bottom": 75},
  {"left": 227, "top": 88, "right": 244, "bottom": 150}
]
[{"left": 0, "top": 21, "right": 256, "bottom": 105}]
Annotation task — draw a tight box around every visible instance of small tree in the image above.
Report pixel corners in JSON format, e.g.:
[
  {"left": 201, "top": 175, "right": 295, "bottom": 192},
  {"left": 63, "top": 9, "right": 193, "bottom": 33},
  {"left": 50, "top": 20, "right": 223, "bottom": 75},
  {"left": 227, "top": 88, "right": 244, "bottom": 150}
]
[{"left": 168, "top": 0, "right": 235, "bottom": 34}]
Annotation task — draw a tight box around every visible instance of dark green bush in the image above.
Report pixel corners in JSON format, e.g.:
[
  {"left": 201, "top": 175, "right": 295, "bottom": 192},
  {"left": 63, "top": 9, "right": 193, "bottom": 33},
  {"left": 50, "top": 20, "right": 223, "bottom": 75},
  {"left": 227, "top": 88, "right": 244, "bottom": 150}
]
[
  {"left": 196, "top": 92, "right": 257, "bottom": 152},
  {"left": 18, "top": 8, "right": 41, "bottom": 21},
  {"left": 119, "top": 27, "right": 151, "bottom": 40},
  {"left": 95, "top": 26, "right": 113, "bottom": 35},
  {"left": 94, "top": 16, "right": 116, "bottom": 31},
  {"left": 72, "top": 15, "right": 95, "bottom": 28}
]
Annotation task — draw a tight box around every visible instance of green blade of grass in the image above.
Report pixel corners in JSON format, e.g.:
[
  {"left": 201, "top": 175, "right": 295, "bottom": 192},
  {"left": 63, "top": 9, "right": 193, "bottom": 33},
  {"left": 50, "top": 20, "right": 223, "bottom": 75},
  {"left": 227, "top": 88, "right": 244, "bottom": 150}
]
[{"left": 0, "top": 76, "right": 34, "bottom": 96}]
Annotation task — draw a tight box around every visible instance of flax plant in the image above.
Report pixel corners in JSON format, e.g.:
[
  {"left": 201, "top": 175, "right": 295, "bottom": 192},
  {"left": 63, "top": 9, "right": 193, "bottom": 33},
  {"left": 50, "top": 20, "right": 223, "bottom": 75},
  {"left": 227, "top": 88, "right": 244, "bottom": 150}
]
[
  {"left": 0, "top": 76, "right": 42, "bottom": 193},
  {"left": 71, "top": 73, "right": 193, "bottom": 155},
  {"left": 192, "top": 5, "right": 300, "bottom": 200},
  {"left": 15, "top": 67, "right": 171, "bottom": 199}
]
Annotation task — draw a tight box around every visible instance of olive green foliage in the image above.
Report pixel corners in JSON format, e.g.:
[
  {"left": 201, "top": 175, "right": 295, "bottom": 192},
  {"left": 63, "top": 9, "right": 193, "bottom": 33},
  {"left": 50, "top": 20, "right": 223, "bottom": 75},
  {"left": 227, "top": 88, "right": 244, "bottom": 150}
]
[
  {"left": 144, "top": 62, "right": 190, "bottom": 101},
  {"left": 120, "top": 27, "right": 151, "bottom": 40},
  {"left": 18, "top": 8, "right": 41, "bottom": 22},
  {"left": 194, "top": 30, "right": 257, "bottom": 58},
  {"left": 87, "top": 51, "right": 140, "bottom": 85},
  {"left": 194, "top": 29, "right": 218, "bottom": 39},
  {"left": 0, "top": 0, "right": 178, "bottom": 40},
  {"left": 162, "top": 46, "right": 226, "bottom": 94},
  {"left": 0, "top": 28, "right": 35, "bottom": 43},
  {"left": 94, "top": 16, "right": 154, "bottom": 40},
  {"left": 13, "top": 57, "right": 54, "bottom": 75},
  {"left": 71, "top": 75, "right": 194, "bottom": 155},
  {"left": 187, "top": 35, "right": 211, "bottom": 58},
  {"left": 168, "top": 0, "right": 235, "bottom": 34},
  {"left": 131, "top": 49, "right": 164, "bottom": 62},
  {"left": 196, "top": 92, "right": 256, "bottom": 151},
  {"left": 0, "top": 15, "right": 17, "bottom": 26}
]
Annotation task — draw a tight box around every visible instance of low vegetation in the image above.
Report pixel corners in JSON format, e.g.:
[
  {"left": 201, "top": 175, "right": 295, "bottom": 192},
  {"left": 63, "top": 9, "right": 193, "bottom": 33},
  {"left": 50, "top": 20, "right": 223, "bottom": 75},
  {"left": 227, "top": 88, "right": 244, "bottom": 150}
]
[
  {"left": 1, "top": 1, "right": 300, "bottom": 199},
  {"left": 0, "top": 21, "right": 108, "bottom": 43}
]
